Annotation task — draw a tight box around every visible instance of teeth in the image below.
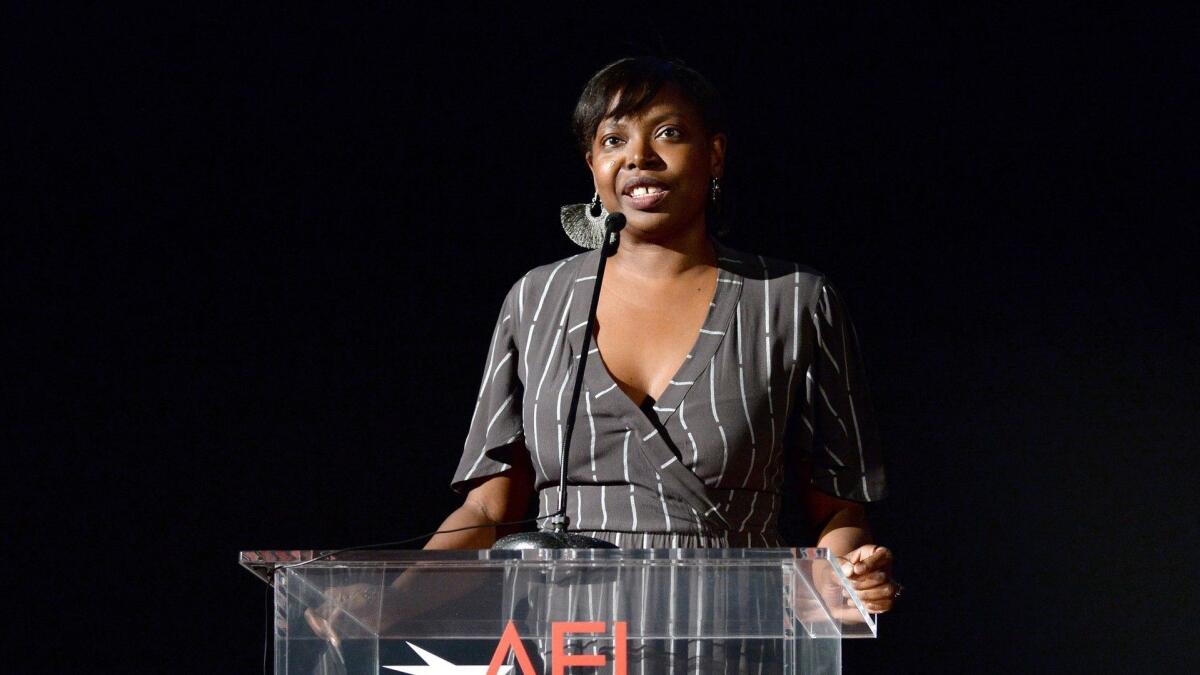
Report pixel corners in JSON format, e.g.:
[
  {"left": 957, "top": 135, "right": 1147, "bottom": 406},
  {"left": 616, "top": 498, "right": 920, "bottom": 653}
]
[{"left": 630, "top": 186, "right": 662, "bottom": 197}]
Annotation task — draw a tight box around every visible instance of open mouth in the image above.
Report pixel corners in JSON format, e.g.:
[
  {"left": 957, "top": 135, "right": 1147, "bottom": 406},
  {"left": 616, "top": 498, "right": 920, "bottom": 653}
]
[{"left": 622, "top": 178, "right": 671, "bottom": 210}]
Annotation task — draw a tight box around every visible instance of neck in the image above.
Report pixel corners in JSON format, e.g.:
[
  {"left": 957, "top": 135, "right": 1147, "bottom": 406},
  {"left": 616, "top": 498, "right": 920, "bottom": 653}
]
[{"left": 608, "top": 224, "right": 716, "bottom": 279}]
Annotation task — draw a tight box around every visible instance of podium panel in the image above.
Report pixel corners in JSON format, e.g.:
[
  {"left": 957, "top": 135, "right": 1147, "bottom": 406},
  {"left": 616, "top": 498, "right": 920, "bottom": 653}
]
[{"left": 241, "top": 548, "right": 876, "bottom": 674}]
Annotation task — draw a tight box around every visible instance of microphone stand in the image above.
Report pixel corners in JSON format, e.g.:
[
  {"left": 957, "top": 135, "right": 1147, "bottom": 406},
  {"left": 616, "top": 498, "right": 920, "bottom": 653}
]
[{"left": 493, "top": 213, "right": 626, "bottom": 550}]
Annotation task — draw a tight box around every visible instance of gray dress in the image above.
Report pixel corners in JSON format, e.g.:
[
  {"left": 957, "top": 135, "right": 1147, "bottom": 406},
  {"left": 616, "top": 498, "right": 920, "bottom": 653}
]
[{"left": 451, "top": 238, "right": 886, "bottom": 545}]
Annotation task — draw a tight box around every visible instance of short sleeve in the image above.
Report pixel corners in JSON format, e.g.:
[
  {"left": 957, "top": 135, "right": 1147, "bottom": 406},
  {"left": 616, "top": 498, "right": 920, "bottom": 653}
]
[
  {"left": 805, "top": 279, "right": 887, "bottom": 502},
  {"left": 450, "top": 281, "right": 526, "bottom": 494}
]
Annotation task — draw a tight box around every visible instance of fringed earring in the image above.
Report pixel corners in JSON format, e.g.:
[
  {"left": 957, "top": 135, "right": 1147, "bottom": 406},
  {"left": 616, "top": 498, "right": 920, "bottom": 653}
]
[{"left": 559, "top": 191, "right": 609, "bottom": 249}]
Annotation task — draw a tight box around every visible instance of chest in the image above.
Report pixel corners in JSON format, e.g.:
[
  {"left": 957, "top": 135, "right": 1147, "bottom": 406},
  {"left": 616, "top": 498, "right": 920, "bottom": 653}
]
[{"left": 594, "top": 269, "right": 718, "bottom": 406}]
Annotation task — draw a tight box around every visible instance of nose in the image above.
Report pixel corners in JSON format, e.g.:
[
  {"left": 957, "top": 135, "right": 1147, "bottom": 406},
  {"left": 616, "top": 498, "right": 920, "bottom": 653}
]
[{"left": 625, "top": 135, "right": 662, "bottom": 169}]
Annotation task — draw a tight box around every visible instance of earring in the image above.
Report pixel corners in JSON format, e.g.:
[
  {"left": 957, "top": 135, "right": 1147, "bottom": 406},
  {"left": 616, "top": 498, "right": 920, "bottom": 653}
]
[
  {"left": 589, "top": 191, "right": 604, "bottom": 218},
  {"left": 707, "top": 176, "right": 732, "bottom": 237},
  {"left": 559, "top": 191, "right": 610, "bottom": 249}
]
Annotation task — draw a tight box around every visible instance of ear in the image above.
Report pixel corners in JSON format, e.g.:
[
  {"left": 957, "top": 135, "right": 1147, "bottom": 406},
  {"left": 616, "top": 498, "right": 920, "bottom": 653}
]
[
  {"left": 709, "top": 133, "right": 728, "bottom": 179},
  {"left": 583, "top": 151, "right": 600, "bottom": 195}
]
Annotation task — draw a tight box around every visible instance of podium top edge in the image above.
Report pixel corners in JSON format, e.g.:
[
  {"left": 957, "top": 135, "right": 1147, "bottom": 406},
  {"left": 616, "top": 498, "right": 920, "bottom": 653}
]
[{"left": 239, "top": 547, "right": 835, "bottom": 579}]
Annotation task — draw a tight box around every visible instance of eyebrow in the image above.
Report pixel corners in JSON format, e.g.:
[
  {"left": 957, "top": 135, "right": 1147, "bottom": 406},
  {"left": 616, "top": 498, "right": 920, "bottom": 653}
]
[{"left": 599, "top": 112, "right": 685, "bottom": 131}]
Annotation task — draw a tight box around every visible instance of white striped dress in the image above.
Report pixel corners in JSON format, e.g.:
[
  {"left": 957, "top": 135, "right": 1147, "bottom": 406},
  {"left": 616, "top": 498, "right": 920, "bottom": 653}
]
[{"left": 452, "top": 238, "right": 886, "bottom": 545}]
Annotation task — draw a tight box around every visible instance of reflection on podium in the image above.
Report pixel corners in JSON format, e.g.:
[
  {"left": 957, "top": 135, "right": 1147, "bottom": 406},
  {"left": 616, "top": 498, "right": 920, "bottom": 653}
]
[{"left": 241, "top": 547, "right": 877, "bottom": 674}]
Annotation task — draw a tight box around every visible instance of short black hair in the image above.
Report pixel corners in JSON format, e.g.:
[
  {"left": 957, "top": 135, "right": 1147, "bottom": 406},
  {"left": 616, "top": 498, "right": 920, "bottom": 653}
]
[{"left": 571, "top": 56, "right": 726, "bottom": 157}]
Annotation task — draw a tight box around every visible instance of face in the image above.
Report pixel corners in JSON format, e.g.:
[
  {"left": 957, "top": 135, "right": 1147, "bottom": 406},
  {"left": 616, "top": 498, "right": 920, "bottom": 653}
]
[{"left": 586, "top": 85, "right": 726, "bottom": 242}]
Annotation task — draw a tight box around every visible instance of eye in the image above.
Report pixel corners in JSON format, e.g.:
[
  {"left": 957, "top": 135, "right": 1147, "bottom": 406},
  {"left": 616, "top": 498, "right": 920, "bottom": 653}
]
[
  {"left": 600, "top": 135, "right": 623, "bottom": 147},
  {"left": 658, "top": 126, "right": 682, "bottom": 139}
]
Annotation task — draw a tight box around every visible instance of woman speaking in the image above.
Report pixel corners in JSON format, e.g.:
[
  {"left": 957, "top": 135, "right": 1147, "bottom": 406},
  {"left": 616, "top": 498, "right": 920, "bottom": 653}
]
[{"left": 428, "top": 55, "right": 901, "bottom": 616}]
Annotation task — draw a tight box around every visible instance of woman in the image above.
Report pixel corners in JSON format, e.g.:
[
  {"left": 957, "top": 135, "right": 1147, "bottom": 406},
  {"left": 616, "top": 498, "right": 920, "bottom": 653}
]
[
  {"left": 431, "top": 55, "right": 899, "bottom": 614},
  {"left": 303, "top": 58, "right": 898, "bottom": 674}
]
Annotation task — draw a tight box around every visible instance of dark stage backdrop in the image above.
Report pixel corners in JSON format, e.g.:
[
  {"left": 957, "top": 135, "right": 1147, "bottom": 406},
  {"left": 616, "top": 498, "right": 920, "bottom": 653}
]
[{"left": 11, "top": 5, "right": 1198, "bottom": 673}]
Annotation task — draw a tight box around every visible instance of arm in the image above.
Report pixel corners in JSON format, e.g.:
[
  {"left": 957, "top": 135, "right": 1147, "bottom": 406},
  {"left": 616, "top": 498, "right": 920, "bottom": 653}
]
[
  {"left": 305, "top": 443, "right": 535, "bottom": 643},
  {"left": 807, "top": 488, "right": 898, "bottom": 614},
  {"left": 375, "top": 443, "right": 535, "bottom": 620},
  {"left": 425, "top": 440, "right": 536, "bottom": 550},
  {"left": 809, "top": 489, "right": 872, "bottom": 556},
  {"left": 802, "top": 279, "right": 897, "bottom": 612}
]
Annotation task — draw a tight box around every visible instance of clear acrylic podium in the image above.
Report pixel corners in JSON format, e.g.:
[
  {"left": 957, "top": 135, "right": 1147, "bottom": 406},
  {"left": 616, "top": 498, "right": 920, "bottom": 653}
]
[{"left": 241, "top": 548, "right": 876, "bottom": 674}]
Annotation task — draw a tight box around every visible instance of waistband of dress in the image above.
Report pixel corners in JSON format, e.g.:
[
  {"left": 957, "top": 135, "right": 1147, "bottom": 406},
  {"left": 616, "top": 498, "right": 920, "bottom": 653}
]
[
  {"left": 538, "top": 484, "right": 782, "bottom": 538},
  {"left": 569, "top": 529, "right": 786, "bottom": 549}
]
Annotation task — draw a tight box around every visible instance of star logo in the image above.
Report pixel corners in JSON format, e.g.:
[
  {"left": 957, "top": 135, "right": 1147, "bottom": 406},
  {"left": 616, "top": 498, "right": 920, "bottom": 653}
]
[{"left": 383, "top": 642, "right": 513, "bottom": 675}]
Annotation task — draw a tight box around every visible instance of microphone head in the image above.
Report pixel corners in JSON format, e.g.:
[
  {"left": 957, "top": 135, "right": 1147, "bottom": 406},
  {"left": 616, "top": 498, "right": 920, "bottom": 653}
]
[
  {"left": 492, "top": 531, "right": 620, "bottom": 550},
  {"left": 604, "top": 212, "right": 626, "bottom": 231}
]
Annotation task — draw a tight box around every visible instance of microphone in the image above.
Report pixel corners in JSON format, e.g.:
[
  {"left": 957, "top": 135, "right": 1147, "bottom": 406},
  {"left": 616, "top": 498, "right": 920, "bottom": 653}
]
[
  {"left": 600, "top": 212, "right": 626, "bottom": 255},
  {"left": 494, "top": 213, "right": 626, "bottom": 550}
]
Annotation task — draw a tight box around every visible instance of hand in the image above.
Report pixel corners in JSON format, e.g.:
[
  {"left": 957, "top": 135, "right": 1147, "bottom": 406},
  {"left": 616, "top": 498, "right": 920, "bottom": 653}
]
[
  {"left": 839, "top": 545, "right": 901, "bottom": 614},
  {"left": 303, "top": 582, "right": 386, "bottom": 650}
]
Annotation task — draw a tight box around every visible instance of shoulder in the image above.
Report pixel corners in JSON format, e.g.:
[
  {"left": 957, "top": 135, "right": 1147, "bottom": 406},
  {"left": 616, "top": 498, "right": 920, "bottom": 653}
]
[
  {"left": 713, "top": 240, "right": 827, "bottom": 304},
  {"left": 498, "top": 249, "right": 594, "bottom": 318},
  {"left": 519, "top": 250, "right": 591, "bottom": 289}
]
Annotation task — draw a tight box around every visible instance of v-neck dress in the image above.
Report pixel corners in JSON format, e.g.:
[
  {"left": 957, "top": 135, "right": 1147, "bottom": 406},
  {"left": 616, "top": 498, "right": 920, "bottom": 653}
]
[{"left": 451, "top": 238, "right": 886, "bottom": 548}]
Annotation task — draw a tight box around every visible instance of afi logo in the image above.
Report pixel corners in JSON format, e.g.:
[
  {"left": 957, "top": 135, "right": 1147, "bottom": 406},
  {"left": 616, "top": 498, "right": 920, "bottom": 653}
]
[{"left": 490, "top": 620, "right": 628, "bottom": 675}]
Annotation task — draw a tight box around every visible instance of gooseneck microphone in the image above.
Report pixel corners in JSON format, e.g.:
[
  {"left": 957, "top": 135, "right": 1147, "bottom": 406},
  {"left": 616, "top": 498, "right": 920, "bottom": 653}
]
[{"left": 493, "top": 213, "right": 626, "bottom": 550}]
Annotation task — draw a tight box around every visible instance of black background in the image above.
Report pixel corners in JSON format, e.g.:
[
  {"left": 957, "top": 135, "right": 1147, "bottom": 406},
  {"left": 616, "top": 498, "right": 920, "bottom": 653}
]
[{"left": 11, "top": 5, "right": 1198, "bottom": 673}]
